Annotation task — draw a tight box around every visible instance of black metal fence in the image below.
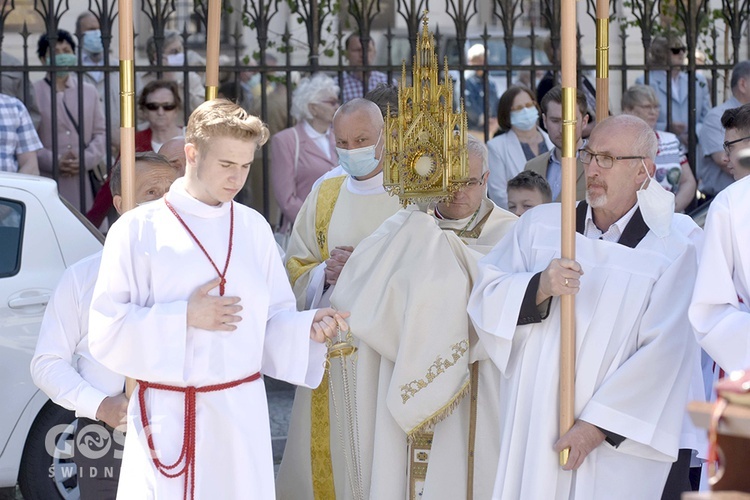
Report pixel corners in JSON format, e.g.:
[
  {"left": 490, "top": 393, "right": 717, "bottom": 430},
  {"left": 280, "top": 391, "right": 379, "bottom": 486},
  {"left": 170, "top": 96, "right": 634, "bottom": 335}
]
[{"left": 0, "top": 0, "right": 747, "bottom": 219}]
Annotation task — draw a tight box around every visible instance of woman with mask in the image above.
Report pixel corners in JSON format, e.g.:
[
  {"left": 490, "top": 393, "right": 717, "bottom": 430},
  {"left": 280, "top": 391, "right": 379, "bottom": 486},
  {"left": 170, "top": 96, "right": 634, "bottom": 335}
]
[
  {"left": 34, "top": 29, "right": 107, "bottom": 212},
  {"left": 137, "top": 30, "right": 204, "bottom": 124},
  {"left": 486, "top": 85, "right": 552, "bottom": 209}
]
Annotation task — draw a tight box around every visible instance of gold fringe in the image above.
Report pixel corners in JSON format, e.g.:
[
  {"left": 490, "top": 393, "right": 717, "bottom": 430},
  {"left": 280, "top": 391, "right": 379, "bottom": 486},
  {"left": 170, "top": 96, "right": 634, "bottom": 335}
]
[{"left": 406, "top": 379, "right": 471, "bottom": 444}]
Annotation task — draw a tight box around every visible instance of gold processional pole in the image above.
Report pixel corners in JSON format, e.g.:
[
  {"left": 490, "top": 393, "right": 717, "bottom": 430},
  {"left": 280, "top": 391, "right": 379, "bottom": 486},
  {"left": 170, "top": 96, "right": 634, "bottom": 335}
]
[
  {"left": 205, "top": 0, "right": 221, "bottom": 101},
  {"left": 119, "top": 0, "right": 137, "bottom": 398},
  {"left": 559, "top": 0, "right": 578, "bottom": 467},
  {"left": 595, "top": 0, "right": 609, "bottom": 124}
]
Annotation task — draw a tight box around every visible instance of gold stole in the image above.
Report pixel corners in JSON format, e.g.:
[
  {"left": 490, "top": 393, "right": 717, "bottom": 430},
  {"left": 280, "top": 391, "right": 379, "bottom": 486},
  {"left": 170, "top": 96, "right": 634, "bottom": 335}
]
[
  {"left": 286, "top": 175, "right": 347, "bottom": 287},
  {"left": 305, "top": 175, "right": 346, "bottom": 500}
]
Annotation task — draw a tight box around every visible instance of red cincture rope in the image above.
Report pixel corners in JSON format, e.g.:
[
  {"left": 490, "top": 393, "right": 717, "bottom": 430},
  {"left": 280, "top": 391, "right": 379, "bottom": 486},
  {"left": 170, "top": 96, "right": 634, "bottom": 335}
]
[
  {"left": 164, "top": 198, "right": 234, "bottom": 296},
  {"left": 137, "top": 373, "right": 261, "bottom": 500}
]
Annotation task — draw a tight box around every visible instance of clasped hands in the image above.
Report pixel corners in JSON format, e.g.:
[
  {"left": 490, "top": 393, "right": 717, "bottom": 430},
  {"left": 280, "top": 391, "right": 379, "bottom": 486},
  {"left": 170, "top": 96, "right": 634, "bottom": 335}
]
[
  {"left": 187, "top": 277, "right": 350, "bottom": 343},
  {"left": 324, "top": 246, "right": 354, "bottom": 286}
]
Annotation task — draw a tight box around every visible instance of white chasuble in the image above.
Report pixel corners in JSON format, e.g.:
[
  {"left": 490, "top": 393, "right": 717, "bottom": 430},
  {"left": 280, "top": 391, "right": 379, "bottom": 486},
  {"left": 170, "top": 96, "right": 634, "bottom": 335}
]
[
  {"left": 89, "top": 179, "right": 325, "bottom": 500},
  {"left": 690, "top": 176, "right": 750, "bottom": 372},
  {"left": 329, "top": 203, "right": 515, "bottom": 500},
  {"left": 468, "top": 203, "right": 699, "bottom": 500},
  {"left": 277, "top": 172, "right": 401, "bottom": 500}
]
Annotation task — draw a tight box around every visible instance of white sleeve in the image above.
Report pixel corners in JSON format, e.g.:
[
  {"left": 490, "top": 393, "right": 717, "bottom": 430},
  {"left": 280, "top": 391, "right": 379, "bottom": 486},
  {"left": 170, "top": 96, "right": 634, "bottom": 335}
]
[
  {"left": 468, "top": 216, "right": 537, "bottom": 374},
  {"left": 689, "top": 193, "right": 750, "bottom": 372},
  {"left": 31, "top": 265, "right": 109, "bottom": 420},
  {"left": 261, "top": 225, "right": 326, "bottom": 388}
]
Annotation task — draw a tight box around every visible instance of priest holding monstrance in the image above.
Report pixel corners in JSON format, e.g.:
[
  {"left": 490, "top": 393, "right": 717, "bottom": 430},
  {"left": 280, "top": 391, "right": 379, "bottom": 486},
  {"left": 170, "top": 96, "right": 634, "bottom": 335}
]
[
  {"left": 328, "top": 17, "right": 516, "bottom": 499},
  {"left": 467, "top": 113, "right": 702, "bottom": 499}
]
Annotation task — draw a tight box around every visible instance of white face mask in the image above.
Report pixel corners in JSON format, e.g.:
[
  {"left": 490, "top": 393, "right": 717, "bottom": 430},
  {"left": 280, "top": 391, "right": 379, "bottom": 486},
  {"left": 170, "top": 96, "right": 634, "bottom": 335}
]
[
  {"left": 336, "top": 129, "right": 382, "bottom": 178},
  {"left": 636, "top": 160, "right": 674, "bottom": 238},
  {"left": 165, "top": 52, "right": 185, "bottom": 66}
]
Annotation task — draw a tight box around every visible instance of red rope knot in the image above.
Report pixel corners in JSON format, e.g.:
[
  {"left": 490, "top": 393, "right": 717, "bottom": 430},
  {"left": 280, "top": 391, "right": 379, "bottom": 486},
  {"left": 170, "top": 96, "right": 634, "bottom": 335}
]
[{"left": 137, "top": 372, "right": 261, "bottom": 500}]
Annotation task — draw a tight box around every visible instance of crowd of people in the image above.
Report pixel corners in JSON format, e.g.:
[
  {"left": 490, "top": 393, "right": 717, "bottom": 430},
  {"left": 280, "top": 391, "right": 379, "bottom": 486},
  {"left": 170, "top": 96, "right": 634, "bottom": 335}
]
[{"left": 0, "top": 16, "right": 747, "bottom": 500}]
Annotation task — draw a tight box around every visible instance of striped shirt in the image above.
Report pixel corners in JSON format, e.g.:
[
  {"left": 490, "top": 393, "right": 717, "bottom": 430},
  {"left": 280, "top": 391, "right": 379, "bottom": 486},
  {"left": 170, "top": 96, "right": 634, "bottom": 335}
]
[
  {"left": 341, "top": 71, "right": 396, "bottom": 103},
  {"left": 0, "top": 93, "right": 42, "bottom": 172}
]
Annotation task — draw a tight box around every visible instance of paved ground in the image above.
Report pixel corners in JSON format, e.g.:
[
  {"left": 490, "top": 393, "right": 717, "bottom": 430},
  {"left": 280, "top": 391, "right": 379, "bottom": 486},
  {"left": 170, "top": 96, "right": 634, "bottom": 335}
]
[{"left": 265, "top": 377, "right": 296, "bottom": 471}]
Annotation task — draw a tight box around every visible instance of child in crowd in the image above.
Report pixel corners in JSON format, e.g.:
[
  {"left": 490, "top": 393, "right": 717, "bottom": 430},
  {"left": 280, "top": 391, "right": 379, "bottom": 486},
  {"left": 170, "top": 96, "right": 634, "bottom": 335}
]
[{"left": 506, "top": 170, "right": 552, "bottom": 217}]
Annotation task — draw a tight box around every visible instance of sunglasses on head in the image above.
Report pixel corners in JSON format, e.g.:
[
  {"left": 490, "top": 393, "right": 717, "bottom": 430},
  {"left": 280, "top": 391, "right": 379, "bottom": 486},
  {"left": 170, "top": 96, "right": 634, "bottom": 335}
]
[
  {"left": 670, "top": 47, "right": 686, "bottom": 55},
  {"left": 144, "top": 102, "right": 177, "bottom": 111}
]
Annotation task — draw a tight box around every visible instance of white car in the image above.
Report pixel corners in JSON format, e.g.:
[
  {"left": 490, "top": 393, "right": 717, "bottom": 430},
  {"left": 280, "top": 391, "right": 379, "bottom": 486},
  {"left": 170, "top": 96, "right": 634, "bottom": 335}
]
[{"left": 0, "top": 173, "right": 102, "bottom": 499}]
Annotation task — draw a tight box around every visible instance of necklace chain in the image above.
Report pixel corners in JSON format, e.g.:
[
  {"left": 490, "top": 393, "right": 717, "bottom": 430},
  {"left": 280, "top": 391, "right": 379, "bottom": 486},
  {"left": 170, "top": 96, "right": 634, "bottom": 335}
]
[
  {"left": 165, "top": 198, "right": 234, "bottom": 296},
  {"left": 457, "top": 206, "right": 482, "bottom": 237}
]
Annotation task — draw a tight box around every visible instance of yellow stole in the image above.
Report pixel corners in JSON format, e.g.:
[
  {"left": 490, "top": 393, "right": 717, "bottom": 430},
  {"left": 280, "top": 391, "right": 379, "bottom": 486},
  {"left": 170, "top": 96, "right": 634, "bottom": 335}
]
[{"left": 293, "top": 175, "right": 346, "bottom": 499}]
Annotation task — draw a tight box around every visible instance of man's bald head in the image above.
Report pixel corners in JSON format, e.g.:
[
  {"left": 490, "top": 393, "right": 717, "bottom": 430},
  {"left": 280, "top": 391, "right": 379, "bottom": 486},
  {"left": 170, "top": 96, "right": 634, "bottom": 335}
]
[
  {"left": 591, "top": 114, "right": 658, "bottom": 161},
  {"left": 334, "top": 98, "right": 384, "bottom": 128},
  {"left": 158, "top": 137, "right": 187, "bottom": 175}
]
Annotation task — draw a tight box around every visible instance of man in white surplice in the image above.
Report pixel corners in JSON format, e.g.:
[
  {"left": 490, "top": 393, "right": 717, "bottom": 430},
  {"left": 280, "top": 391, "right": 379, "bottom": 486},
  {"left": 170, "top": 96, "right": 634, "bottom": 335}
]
[
  {"left": 468, "top": 114, "right": 700, "bottom": 499},
  {"left": 689, "top": 141, "right": 750, "bottom": 371},
  {"left": 277, "top": 98, "right": 401, "bottom": 500},
  {"left": 328, "top": 135, "right": 517, "bottom": 499},
  {"left": 88, "top": 100, "right": 348, "bottom": 500}
]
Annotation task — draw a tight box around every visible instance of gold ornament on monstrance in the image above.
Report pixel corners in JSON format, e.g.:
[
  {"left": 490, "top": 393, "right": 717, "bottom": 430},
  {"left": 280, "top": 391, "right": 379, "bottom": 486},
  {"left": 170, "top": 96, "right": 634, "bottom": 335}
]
[{"left": 383, "top": 14, "right": 470, "bottom": 207}]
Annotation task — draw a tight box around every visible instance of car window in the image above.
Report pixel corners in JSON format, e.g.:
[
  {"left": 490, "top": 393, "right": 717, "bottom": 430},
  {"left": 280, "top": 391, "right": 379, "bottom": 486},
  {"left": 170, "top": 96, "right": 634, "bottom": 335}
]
[{"left": 0, "top": 199, "right": 24, "bottom": 278}]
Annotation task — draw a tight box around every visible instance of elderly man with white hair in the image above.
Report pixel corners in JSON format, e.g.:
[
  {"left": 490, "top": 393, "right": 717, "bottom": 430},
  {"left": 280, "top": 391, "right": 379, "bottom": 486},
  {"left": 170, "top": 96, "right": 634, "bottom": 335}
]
[
  {"left": 468, "top": 114, "right": 701, "bottom": 499},
  {"left": 329, "top": 134, "right": 517, "bottom": 499}
]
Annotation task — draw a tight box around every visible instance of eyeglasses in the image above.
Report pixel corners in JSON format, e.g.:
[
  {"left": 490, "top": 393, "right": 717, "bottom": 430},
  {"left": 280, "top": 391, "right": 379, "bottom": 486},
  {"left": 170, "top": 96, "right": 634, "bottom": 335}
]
[
  {"left": 723, "top": 135, "right": 750, "bottom": 154},
  {"left": 670, "top": 47, "right": 687, "bottom": 55},
  {"left": 464, "top": 178, "right": 485, "bottom": 188},
  {"left": 144, "top": 102, "right": 177, "bottom": 111},
  {"left": 318, "top": 98, "right": 340, "bottom": 107},
  {"left": 578, "top": 149, "right": 645, "bottom": 169},
  {"left": 511, "top": 102, "right": 536, "bottom": 113}
]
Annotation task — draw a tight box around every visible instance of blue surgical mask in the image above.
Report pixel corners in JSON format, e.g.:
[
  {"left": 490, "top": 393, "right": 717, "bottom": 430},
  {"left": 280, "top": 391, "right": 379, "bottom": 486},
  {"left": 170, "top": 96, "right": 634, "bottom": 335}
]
[
  {"left": 336, "top": 130, "right": 382, "bottom": 178},
  {"left": 510, "top": 106, "right": 540, "bottom": 131},
  {"left": 47, "top": 53, "right": 78, "bottom": 77},
  {"left": 82, "top": 29, "right": 103, "bottom": 54}
]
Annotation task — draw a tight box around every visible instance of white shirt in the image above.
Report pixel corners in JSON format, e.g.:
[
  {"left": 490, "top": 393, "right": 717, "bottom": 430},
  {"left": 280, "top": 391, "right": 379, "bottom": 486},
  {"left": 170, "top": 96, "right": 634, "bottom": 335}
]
[
  {"left": 303, "top": 120, "right": 332, "bottom": 160},
  {"left": 31, "top": 252, "right": 125, "bottom": 420}
]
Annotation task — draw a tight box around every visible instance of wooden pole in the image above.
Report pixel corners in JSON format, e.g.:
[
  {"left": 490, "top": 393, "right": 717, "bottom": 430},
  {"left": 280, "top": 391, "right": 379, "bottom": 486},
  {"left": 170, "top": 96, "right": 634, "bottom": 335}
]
[
  {"left": 205, "top": 0, "right": 221, "bottom": 101},
  {"left": 595, "top": 0, "right": 609, "bottom": 124},
  {"left": 559, "top": 0, "right": 577, "bottom": 467},
  {"left": 119, "top": 0, "right": 137, "bottom": 398}
]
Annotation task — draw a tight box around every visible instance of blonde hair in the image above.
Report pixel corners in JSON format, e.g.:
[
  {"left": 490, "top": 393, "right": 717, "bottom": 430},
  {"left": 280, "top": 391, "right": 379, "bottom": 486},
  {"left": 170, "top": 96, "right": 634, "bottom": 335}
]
[{"left": 185, "top": 99, "right": 269, "bottom": 152}]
